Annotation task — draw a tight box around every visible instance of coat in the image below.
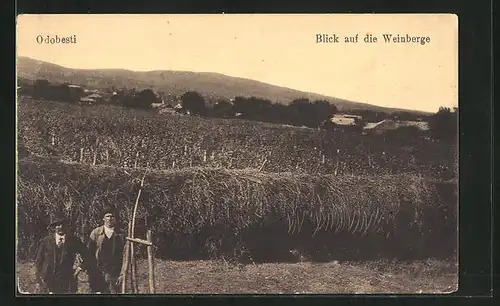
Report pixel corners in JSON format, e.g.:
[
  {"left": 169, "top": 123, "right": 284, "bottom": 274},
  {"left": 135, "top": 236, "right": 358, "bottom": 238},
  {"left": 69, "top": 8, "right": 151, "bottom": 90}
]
[
  {"left": 88, "top": 225, "right": 127, "bottom": 276},
  {"left": 34, "top": 233, "right": 94, "bottom": 292}
]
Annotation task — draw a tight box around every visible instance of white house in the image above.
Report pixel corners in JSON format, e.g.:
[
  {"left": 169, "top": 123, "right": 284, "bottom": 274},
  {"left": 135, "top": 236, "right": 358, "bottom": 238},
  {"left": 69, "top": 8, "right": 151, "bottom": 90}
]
[
  {"left": 364, "top": 119, "right": 429, "bottom": 133},
  {"left": 329, "top": 114, "right": 362, "bottom": 126}
]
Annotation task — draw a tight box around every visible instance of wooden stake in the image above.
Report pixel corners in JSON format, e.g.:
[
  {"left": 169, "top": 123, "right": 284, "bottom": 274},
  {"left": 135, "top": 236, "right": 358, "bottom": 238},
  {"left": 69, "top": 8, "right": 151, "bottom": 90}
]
[
  {"left": 147, "top": 230, "right": 155, "bottom": 293},
  {"left": 80, "top": 148, "right": 84, "bottom": 163},
  {"left": 131, "top": 243, "right": 138, "bottom": 293},
  {"left": 129, "top": 169, "right": 148, "bottom": 294},
  {"left": 134, "top": 151, "right": 139, "bottom": 168},
  {"left": 131, "top": 170, "right": 147, "bottom": 238},
  {"left": 121, "top": 223, "right": 131, "bottom": 294},
  {"left": 258, "top": 158, "right": 267, "bottom": 172},
  {"left": 126, "top": 237, "right": 152, "bottom": 246}
]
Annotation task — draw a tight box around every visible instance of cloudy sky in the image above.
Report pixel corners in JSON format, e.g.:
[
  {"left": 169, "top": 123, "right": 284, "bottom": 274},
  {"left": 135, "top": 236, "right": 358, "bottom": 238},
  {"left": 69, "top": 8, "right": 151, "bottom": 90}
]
[{"left": 17, "top": 14, "right": 457, "bottom": 112}]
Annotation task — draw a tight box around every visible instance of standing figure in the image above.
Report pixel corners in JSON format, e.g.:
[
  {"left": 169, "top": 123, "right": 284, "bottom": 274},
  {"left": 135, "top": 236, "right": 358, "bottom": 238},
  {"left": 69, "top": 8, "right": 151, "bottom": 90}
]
[
  {"left": 88, "top": 205, "right": 127, "bottom": 294},
  {"left": 35, "top": 211, "right": 94, "bottom": 294}
]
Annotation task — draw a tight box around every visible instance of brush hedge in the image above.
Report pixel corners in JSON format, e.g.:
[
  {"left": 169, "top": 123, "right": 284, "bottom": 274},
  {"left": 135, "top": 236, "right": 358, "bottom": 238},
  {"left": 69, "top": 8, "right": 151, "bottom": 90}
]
[{"left": 17, "top": 157, "right": 457, "bottom": 262}]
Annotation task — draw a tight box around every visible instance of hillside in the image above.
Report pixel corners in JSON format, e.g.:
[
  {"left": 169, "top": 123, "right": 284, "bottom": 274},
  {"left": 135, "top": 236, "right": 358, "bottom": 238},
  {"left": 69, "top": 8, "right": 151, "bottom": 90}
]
[{"left": 17, "top": 56, "right": 426, "bottom": 113}]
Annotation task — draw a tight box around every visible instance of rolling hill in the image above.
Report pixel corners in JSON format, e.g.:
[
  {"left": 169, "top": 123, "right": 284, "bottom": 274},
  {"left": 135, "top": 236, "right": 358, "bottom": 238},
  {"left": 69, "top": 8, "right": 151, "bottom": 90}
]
[{"left": 17, "top": 56, "right": 427, "bottom": 113}]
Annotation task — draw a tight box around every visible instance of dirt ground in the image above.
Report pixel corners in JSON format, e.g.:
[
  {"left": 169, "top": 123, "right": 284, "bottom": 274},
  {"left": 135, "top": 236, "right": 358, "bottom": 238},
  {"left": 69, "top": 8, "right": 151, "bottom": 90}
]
[{"left": 17, "top": 257, "right": 457, "bottom": 295}]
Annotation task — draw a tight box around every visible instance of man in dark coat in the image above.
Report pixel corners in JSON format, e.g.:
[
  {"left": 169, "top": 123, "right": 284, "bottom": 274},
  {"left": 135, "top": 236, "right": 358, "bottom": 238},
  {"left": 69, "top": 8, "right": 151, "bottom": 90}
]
[
  {"left": 34, "top": 212, "right": 96, "bottom": 294},
  {"left": 88, "top": 205, "right": 127, "bottom": 294}
]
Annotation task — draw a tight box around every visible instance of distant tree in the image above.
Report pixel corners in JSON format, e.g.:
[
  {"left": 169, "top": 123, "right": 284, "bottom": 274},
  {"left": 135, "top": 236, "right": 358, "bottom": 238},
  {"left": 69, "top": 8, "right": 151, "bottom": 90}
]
[
  {"left": 211, "top": 99, "right": 234, "bottom": 118},
  {"left": 33, "top": 79, "right": 51, "bottom": 99},
  {"left": 181, "top": 91, "right": 206, "bottom": 115},
  {"left": 288, "top": 98, "right": 311, "bottom": 126},
  {"left": 247, "top": 97, "right": 273, "bottom": 120},
  {"left": 312, "top": 100, "right": 338, "bottom": 124},
  {"left": 134, "top": 89, "right": 160, "bottom": 109},
  {"left": 232, "top": 96, "right": 253, "bottom": 118},
  {"left": 287, "top": 98, "right": 337, "bottom": 128},
  {"left": 110, "top": 88, "right": 137, "bottom": 107},
  {"left": 428, "top": 106, "right": 458, "bottom": 140},
  {"left": 267, "top": 103, "right": 290, "bottom": 124},
  {"left": 109, "top": 88, "right": 159, "bottom": 109},
  {"left": 391, "top": 111, "right": 420, "bottom": 121}
]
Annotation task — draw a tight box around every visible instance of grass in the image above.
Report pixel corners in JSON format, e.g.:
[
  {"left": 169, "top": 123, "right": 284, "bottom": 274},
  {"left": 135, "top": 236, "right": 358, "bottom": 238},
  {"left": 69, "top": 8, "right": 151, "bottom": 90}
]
[{"left": 17, "top": 257, "right": 458, "bottom": 294}]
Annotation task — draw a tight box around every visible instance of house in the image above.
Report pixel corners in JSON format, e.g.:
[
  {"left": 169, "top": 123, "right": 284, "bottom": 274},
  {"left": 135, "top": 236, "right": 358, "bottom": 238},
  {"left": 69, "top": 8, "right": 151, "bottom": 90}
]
[
  {"left": 329, "top": 114, "right": 362, "bottom": 126},
  {"left": 400, "top": 120, "right": 430, "bottom": 131},
  {"left": 80, "top": 93, "right": 104, "bottom": 104},
  {"left": 80, "top": 97, "right": 95, "bottom": 104},
  {"left": 152, "top": 101, "right": 165, "bottom": 108},
  {"left": 364, "top": 119, "right": 429, "bottom": 134},
  {"left": 364, "top": 119, "right": 398, "bottom": 131},
  {"left": 158, "top": 106, "right": 182, "bottom": 115}
]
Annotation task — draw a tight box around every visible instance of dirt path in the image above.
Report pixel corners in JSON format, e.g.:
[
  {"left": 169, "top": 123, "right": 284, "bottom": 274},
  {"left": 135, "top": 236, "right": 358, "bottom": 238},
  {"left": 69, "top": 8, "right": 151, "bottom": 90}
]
[{"left": 17, "top": 258, "right": 457, "bottom": 294}]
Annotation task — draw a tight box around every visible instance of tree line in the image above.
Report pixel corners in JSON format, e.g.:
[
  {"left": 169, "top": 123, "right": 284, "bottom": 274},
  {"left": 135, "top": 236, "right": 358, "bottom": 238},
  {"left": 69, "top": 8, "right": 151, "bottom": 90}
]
[
  {"left": 180, "top": 91, "right": 340, "bottom": 128},
  {"left": 19, "top": 79, "right": 457, "bottom": 140}
]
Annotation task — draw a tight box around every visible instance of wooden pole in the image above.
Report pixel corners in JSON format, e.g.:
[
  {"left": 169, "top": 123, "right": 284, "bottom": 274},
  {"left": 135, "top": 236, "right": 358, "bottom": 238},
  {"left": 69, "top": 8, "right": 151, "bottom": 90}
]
[
  {"left": 121, "top": 223, "right": 131, "bottom": 294},
  {"left": 126, "top": 237, "right": 152, "bottom": 246},
  {"left": 147, "top": 230, "right": 155, "bottom": 294},
  {"left": 131, "top": 243, "right": 138, "bottom": 293},
  {"left": 129, "top": 169, "right": 148, "bottom": 294}
]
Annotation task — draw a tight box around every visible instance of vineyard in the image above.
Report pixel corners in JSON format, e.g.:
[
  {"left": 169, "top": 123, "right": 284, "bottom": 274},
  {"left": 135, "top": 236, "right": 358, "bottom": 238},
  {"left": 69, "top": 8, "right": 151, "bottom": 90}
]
[
  {"left": 18, "top": 97, "right": 458, "bottom": 179},
  {"left": 17, "top": 97, "right": 458, "bottom": 262}
]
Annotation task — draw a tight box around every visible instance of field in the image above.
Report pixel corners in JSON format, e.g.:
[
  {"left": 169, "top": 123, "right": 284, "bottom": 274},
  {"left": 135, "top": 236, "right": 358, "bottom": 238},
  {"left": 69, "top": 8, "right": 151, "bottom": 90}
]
[
  {"left": 18, "top": 97, "right": 457, "bottom": 178},
  {"left": 16, "top": 97, "right": 458, "bottom": 294},
  {"left": 18, "top": 258, "right": 458, "bottom": 294}
]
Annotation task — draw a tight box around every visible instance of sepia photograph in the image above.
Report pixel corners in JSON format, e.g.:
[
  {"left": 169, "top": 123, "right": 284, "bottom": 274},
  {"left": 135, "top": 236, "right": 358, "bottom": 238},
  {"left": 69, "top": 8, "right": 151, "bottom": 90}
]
[{"left": 16, "top": 14, "right": 458, "bottom": 295}]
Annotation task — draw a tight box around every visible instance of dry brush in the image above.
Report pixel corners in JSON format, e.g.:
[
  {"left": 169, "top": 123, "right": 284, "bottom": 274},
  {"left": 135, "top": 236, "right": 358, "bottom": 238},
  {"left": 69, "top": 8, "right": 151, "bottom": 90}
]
[{"left": 17, "top": 157, "right": 457, "bottom": 262}]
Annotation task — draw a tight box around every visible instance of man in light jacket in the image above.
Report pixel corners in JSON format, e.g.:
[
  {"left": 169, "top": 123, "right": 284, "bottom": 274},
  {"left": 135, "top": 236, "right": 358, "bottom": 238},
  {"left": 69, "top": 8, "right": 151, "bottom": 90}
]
[{"left": 88, "top": 205, "right": 127, "bottom": 294}]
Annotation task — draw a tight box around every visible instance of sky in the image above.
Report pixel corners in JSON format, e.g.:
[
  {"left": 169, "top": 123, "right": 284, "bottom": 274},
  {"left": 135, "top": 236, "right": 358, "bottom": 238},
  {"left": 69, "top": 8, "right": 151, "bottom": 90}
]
[{"left": 17, "top": 14, "right": 458, "bottom": 112}]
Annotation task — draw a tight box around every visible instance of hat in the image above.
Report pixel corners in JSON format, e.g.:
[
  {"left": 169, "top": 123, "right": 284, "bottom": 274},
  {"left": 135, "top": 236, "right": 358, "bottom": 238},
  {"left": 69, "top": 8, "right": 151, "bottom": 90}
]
[
  {"left": 49, "top": 211, "right": 68, "bottom": 227},
  {"left": 101, "top": 205, "right": 116, "bottom": 217}
]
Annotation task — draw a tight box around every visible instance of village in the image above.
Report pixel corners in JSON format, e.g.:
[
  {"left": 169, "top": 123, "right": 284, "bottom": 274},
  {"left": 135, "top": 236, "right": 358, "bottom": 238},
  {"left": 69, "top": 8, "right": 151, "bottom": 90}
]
[{"left": 17, "top": 80, "right": 431, "bottom": 135}]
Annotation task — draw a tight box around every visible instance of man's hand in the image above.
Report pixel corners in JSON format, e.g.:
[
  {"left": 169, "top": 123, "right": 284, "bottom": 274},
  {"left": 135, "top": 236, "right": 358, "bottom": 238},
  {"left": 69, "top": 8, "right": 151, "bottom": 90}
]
[
  {"left": 116, "top": 274, "right": 123, "bottom": 286},
  {"left": 73, "top": 267, "right": 83, "bottom": 278},
  {"left": 35, "top": 282, "right": 47, "bottom": 294}
]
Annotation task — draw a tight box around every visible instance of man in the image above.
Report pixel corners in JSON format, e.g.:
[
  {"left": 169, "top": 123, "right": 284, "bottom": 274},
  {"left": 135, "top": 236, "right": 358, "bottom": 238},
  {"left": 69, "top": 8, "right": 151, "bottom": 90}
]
[
  {"left": 34, "top": 211, "right": 95, "bottom": 294},
  {"left": 88, "top": 205, "right": 127, "bottom": 294}
]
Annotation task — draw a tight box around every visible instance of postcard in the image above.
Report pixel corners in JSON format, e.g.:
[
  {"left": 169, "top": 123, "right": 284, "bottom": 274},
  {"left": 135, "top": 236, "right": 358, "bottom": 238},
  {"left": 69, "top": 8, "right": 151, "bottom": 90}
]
[{"left": 16, "top": 14, "right": 458, "bottom": 295}]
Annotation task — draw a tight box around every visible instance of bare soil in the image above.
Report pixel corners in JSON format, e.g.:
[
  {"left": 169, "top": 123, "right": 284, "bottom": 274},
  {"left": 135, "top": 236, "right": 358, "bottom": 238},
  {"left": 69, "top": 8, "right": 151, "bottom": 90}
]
[{"left": 17, "top": 258, "right": 458, "bottom": 295}]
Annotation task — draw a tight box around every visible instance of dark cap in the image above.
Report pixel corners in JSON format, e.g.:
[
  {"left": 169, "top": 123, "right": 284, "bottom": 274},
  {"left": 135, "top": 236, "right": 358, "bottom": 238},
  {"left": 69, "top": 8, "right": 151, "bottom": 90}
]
[{"left": 49, "top": 211, "right": 68, "bottom": 227}]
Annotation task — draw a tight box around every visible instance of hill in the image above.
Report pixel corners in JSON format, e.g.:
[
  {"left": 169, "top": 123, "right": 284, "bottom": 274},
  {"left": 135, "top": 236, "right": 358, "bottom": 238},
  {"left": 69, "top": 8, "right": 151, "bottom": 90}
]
[{"left": 17, "top": 56, "right": 427, "bottom": 114}]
